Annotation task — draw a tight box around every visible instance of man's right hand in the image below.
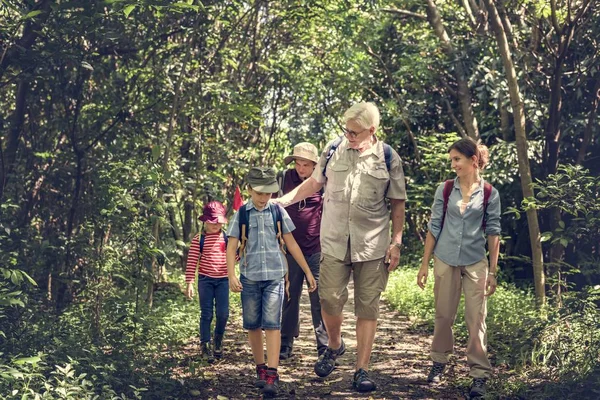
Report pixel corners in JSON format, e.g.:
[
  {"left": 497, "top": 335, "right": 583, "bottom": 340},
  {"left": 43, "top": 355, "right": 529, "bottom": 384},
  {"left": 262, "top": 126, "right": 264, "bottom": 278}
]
[{"left": 185, "top": 283, "right": 194, "bottom": 299}]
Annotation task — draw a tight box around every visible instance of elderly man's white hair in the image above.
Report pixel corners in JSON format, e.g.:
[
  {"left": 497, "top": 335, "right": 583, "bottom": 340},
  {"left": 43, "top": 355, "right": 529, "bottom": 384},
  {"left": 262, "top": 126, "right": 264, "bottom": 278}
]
[{"left": 342, "top": 102, "right": 380, "bottom": 132}]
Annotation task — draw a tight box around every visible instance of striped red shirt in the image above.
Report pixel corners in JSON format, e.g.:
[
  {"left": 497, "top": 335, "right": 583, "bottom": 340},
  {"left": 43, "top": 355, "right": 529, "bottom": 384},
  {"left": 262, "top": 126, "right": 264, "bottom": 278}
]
[{"left": 185, "top": 232, "right": 228, "bottom": 282}]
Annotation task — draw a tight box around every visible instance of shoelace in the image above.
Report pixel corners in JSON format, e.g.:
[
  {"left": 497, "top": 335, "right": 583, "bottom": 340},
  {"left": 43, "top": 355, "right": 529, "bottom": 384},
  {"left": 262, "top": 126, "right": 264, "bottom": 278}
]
[{"left": 355, "top": 369, "right": 369, "bottom": 382}]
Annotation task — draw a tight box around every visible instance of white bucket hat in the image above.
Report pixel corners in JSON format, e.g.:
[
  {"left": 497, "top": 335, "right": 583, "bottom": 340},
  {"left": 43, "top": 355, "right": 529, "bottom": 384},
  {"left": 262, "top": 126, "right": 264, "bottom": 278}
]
[{"left": 283, "top": 142, "right": 319, "bottom": 165}]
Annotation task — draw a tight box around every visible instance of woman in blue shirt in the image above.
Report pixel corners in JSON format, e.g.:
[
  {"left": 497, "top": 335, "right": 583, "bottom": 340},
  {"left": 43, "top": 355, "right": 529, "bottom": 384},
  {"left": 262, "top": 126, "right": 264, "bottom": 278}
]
[{"left": 417, "top": 138, "right": 501, "bottom": 398}]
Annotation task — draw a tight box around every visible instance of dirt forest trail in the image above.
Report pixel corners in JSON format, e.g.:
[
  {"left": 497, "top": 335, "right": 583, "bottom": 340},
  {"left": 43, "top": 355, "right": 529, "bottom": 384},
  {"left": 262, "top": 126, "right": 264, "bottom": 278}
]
[{"left": 178, "top": 280, "right": 471, "bottom": 399}]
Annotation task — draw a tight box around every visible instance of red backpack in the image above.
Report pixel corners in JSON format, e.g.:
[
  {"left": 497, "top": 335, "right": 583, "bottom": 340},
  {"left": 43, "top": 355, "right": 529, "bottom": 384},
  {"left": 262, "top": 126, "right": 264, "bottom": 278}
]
[{"left": 440, "top": 180, "right": 493, "bottom": 232}]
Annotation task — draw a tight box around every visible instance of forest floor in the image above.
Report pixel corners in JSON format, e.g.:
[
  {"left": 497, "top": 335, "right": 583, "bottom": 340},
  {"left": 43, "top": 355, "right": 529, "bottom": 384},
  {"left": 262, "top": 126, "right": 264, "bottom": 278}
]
[{"left": 169, "top": 280, "right": 475, "bottom": 400}]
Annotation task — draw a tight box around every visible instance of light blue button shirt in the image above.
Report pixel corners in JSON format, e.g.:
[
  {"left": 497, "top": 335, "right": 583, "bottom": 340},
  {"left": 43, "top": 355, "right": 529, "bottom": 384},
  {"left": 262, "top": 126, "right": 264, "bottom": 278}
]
[
  {"left": 428, "top": 178, "right": 501, "bottom": 266},
  {"left": 227, "top": 200, "right": 296, "bottom": 281}
]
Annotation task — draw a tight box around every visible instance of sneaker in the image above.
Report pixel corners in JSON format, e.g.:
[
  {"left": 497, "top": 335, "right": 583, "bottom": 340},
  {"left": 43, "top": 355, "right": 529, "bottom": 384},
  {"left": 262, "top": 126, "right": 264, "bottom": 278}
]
[
  {"left": 255, "top": 364, "right": 268, "bottom": 388},
  {"left": 213, "top": 335, "right": 223, "bottom": 359},
  {"left": 262, "top": 369, "right": 279, "bottom": 397},
  {"left": 427, "top": 362, "right": 445, "bottom": 384},
  {"left": 314, "top": 340, "right": 346, "bottom": 378},
  {"left": 469, "top": 378, "right": 487, "bottom": 398},
  {"left": 352, "top": 368, "right": 376, "bottom": 392},
  {"left": 279, "top": 344, "right": 293, "bottom": 360},
  {"left": 201, "top": 342, "right": 214, "bottom": 364}
]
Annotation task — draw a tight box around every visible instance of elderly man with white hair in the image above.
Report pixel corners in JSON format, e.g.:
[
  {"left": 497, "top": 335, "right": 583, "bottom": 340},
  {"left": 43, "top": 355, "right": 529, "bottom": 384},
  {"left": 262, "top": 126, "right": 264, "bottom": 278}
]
[{"left": 275, "top": 102, "right": 407, "bottom": 392}]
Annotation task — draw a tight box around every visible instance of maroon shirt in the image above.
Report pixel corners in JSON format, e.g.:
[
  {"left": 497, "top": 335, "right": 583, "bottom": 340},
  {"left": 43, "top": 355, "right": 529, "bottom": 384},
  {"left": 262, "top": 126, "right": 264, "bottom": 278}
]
[{"left": 282, "top": 168, "right": 322, "bottom": 255}]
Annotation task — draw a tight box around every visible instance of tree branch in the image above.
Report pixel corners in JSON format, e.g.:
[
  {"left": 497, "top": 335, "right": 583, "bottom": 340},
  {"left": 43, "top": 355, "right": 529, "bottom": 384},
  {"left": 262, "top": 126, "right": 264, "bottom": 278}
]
[{"left": 380, "top": 7, "right": 427, "bottom": 20}]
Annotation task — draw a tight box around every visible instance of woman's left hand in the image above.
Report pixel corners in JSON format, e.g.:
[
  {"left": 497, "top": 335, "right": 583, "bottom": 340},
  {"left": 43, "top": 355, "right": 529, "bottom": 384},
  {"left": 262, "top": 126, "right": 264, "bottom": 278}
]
[{"left": 485, "top": 274, "right": 497, "bottom": 297}]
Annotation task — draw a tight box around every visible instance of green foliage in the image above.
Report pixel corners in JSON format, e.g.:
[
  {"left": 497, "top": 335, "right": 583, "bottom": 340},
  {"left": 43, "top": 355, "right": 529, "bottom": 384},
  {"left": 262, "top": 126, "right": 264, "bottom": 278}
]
[{"left": 531, "top": 165, "right": 600, "bottom": 285}]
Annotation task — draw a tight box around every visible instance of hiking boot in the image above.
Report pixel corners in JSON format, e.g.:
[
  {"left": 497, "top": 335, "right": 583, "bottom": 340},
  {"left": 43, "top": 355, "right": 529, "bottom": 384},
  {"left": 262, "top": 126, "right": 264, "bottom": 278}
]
[
  {"left": 213, "top": 334, "right": 223, "bottom": 359},
  {"left": 314, "top": 340, "right": 346, "bottom": 378},
  {"left": 201, "top": 342, "right": 214, "bottom": 364},
  {"left": 469, "top": 378, "right": 487, "bottom": 398},
  {"left": 255, "top": 364, "right": 268, "bottom": 388},
  {"left": 279, "top": 344, "right": 293, "bottom": 360},
  {"left": 262, "top": 369, "right": 279, "bottom": 397},
  {"left": 352, "top": 368, "right": 376, "bottom": 392},
  {"left": 427, "top": 362, "right": 445, "bottom": 384}
]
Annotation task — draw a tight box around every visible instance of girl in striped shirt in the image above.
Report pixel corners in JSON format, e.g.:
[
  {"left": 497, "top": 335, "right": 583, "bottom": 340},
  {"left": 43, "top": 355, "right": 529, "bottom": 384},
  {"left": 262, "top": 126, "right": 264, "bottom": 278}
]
[{"left": 185, "top": 201, "right": 229, "bottom": 363}]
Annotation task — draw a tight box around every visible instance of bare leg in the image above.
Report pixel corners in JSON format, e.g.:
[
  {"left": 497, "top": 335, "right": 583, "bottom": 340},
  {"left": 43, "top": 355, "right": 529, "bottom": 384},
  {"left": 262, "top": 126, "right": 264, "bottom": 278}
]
[
  {"left": 356, "top": 318, "right": 377, "bottom": 370},
  {"left": 322, "top": 308, "right": 344, "bottom": 349},
  {"left": 264, "top": 329, "right": 281, "bottom": 368},
  {"left": 248, "top": 329, "right": 264, "bottom": 365}
]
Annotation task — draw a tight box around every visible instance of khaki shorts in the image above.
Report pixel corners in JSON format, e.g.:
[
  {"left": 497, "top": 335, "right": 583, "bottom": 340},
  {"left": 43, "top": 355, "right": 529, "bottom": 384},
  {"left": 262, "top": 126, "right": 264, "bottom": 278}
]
[{"left": 319, "top": 250, "right": 389, "bottom": 320}]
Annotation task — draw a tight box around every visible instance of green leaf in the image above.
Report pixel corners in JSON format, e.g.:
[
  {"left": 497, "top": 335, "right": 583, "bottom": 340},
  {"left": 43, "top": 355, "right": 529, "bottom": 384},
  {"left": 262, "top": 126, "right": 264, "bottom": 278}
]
[
  {"left": 123, "top": 4, "right": 136, "bottom": 18},
  {"left": 13, "top": 356, "right": 42, "bottom": 365},
  {"left": 152, "top": 145, "right": 161, "bottom": 162},
  {"left": 558, "top": 220, "right": 565, "bottom": 229},
  {"left": 23, "top": 10, "right": 43, "bottom": 20},
  {"left": 81, "top": 61, "right": 94, "bottom": 71}
]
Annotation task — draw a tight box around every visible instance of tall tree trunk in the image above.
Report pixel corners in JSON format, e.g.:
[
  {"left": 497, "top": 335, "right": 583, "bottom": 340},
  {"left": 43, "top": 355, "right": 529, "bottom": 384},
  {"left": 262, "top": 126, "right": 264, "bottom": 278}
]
[
  {"left": 147, "top": 15, "right": 202, "bottom": 307},
  {"left": 1, "top": 80, "right": 29, "bottom": 201},
  {"left": 576, "top": 74, "right": 600, "bottom": 165},
  {"left": 482, "top": 0, "right": 545, "bottom": 306},
  {"left": 425, "top": 0, "right": 479, "bottom": 139}
]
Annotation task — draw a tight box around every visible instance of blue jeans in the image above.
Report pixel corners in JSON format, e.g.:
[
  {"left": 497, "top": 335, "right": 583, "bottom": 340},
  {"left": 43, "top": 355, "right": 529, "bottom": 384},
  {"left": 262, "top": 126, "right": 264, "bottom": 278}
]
[
  {"left": 198, "top": 275, "right": 229, "bottom": 343},
  {"left": 240, "top": 275, "right": 284, "bottom": 330}
]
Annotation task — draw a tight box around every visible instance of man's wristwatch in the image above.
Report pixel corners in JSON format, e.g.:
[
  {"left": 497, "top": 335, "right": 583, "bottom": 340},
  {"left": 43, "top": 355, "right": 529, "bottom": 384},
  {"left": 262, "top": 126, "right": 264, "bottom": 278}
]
[{"left": 391, "top": 242, "right": 402, "bottom": 250}]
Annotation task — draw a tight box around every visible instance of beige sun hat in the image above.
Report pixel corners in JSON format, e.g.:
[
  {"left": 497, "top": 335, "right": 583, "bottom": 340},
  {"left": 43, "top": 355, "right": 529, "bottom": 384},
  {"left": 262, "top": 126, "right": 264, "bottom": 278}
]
[{"left": 283, "top": 142, "right": 319, "bottom": 165}]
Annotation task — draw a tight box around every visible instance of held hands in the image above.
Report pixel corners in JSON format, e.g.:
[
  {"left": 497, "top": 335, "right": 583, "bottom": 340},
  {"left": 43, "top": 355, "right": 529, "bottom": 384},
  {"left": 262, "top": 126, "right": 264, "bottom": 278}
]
[
  {"left": 485, "top": 274, "right": 497, "bottom": 297},
  {"left": 416, "top": 265, "right": 428, "bottom": 290},
  {"left": 229, "top": 275, "right": 243, "bottom": 292},
  {"left": 385, "top": 244, "right": 401, "bottom": 272},
  {"left": 185, "top": 282, "right": 194, "bottom": 299}
]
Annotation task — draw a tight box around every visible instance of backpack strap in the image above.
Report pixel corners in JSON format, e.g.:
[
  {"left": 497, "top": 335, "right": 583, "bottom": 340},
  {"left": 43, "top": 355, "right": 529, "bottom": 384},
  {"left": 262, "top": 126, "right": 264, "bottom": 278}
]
[
  {"left": 238, "top": 203, "right": 250, "bottom": 265},
  {"left": 482, "top": 182, "right": 493, "bottom": 231},
  {"left": 277, "top": 169, "right": 288, "bottom": 198},
  {"left": 382, "top": 143, "right": 392, "bottom": 196},
  {"left": 383, "top": 143, "right": 392, "bottom": 171},
  {"left": 440, "top": 180, "right": 455, "bottom": 234},
  {"left": 199, "top": 233, "right": 205, "bottom": 253},
  {"left": 269, "top": 203, "right": 286, "bottom": 255},
  {"left": 322, "top": 136, "right": 344, "bottom": 176}
]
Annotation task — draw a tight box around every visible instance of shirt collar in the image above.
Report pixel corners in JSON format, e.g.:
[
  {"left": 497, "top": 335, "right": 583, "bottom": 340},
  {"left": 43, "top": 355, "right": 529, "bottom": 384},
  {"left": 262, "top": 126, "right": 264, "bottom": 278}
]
[
  {"left": 454, "top": 177, "right": 484, "bottom": 193},
  {"left": 342, "top": 135, "right": 383, "bottom": 159},
  {"left": 245, "top": 199, "right": 270, "bottom": 212}
]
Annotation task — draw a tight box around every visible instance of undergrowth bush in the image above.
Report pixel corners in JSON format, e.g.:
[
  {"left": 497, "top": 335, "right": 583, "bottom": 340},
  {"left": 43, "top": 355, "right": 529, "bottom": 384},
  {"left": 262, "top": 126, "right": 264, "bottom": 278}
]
[{"left": 0, "top": 270, "right": 214, "bottom": 399}]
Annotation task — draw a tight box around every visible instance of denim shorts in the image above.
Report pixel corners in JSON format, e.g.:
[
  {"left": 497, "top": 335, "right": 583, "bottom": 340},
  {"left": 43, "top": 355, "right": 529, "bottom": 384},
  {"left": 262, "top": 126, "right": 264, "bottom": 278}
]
[{"left": 240, "top": 275, "right": 284, "bottom": 330}]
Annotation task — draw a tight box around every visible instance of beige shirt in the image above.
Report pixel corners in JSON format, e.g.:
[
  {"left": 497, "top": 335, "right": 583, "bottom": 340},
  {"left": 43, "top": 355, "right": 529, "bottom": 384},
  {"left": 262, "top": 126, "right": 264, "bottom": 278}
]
[{"left": 312, "top": 136, "right": 407, "bottom": 262}]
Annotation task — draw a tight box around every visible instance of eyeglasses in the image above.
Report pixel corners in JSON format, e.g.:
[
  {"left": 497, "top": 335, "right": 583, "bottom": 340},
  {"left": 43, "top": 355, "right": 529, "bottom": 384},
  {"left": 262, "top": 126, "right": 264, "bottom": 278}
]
[{"left": 342, "top": 127, "right": 369, "bottom": 138}]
